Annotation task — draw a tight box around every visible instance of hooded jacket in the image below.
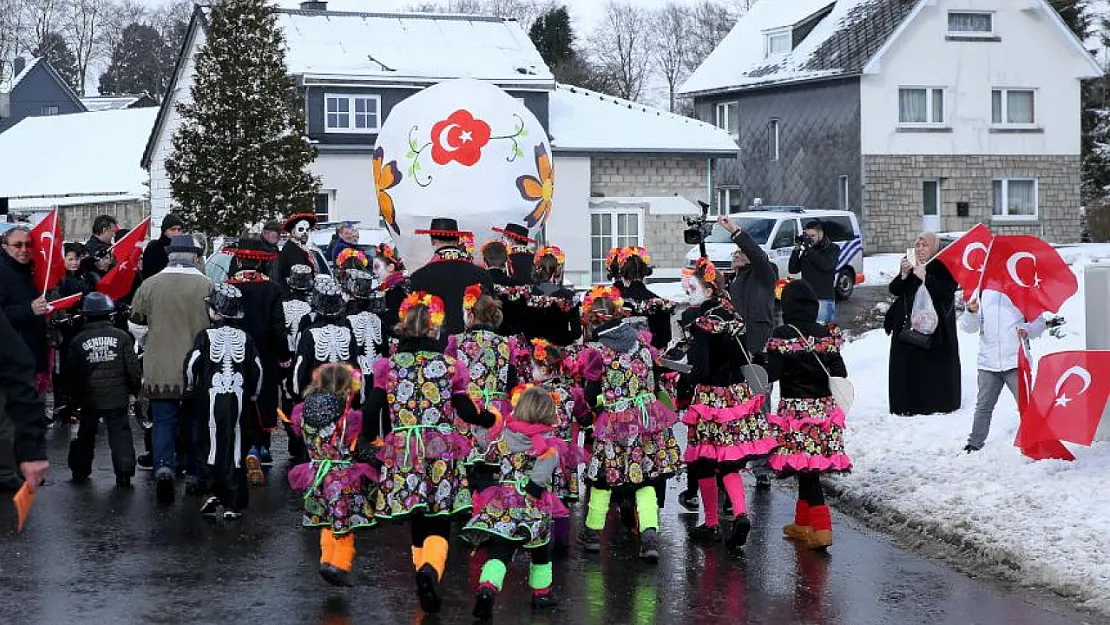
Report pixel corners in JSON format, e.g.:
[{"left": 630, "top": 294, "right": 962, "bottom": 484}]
[
  {"left": 766, "top": 281, "right": 847, "bottom": 398},
  {"left": 959, "top": 290, "right": 1047, "bottom": 372}
]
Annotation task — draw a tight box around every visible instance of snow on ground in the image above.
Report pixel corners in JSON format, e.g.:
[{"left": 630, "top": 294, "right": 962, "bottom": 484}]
[
  {"left": 830, "top": 244, "right": 1110, "bottom": 613},
  {"left": 862, "top": 253, "right": 904, "bottom": 286}
]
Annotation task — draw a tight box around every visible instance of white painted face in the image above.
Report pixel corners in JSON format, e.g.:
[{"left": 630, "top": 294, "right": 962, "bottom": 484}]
[
  {"left": 684, "top": 277, "right": 709, "bottom": 306},
  {"left": 292, "top": 220, "right": 311, "bottom": 244},
  {"left": 531, "top": 363, "right": 551, "bottom": 382},
  {"left": 373, "top": 258, "right": 390, "bottom": 281}
]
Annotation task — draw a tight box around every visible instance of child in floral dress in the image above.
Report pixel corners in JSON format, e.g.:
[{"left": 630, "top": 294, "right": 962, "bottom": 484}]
[
  {"left": 679, "top": 258, "right": 776, "bottom": 554},
  {"left": 520, "top": 246, "right": 582, "bottom": 347},
  {"left": 577, "top": 286, "right": 681, "bottom": 563},
  {"left": 463, "top": 386, "right": 566, "bottom": 619},
  {"left": 765, "top": 280, "right": 852, "bottom": 550},
  {"left": 447, "top": 285, "right": 517, "bottom": 427},
  {"left": 361, "top": 292, "right": 498, "bottom": 613},
  {"left": 288, "top": 363, "right": 378, "bottom": 587}
]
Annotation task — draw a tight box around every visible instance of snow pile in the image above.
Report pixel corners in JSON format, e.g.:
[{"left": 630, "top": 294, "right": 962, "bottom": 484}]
[
  {"left": 862, "top": 253, "right": 904, "bottom": 286},
  {"left": 831, "top": 244, "right": 1110, "bottom": 612}
]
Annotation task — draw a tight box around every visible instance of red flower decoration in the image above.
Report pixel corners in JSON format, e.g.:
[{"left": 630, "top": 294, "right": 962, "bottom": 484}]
[{"left": 431, "top": 109, "right": 492, "bottom": 167}]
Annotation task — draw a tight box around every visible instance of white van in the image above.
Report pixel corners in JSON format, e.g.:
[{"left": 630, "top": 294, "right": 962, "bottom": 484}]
[{"left": 684, "top": 207, "right": 864, "bottom": 299}]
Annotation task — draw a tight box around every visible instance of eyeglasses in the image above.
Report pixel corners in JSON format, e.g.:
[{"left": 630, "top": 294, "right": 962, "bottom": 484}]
[{"left": 4, "top": 241, "right": 30, "bottom": 249}]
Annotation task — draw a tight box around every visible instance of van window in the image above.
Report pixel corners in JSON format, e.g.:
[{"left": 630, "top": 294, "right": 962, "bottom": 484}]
[
  {"left": 771, "top": 219, "right": 797, "bottom": 249},
  {"left": 705, "top": 218, "right": 777, "bottom": 244},
  {"left": 819, "top": 216, "right": 856, "bottom": 241}
]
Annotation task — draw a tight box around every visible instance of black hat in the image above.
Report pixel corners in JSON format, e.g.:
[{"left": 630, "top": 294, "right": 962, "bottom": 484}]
[
  {"left": 344, "top": 269, "right": 375, "bottom": 300},
  {"left": 161, "top": 213, "right": 184, "bottom": 233},
  {"left": 167, "top": 234, "right": 203, "bottom": 254},
  {"left": 311, "top": 276, "right": 346, "bottom": 318},
  {"left": 263, "top": 219, "right": 282, "bottom": 233},
  {"left": 415, "top": 217, "right": 472, "bottom": 239},
  {"left": 492, "top": 222, "right": 536, "bottom": 245},
  {"left": 781, "top": 280, "right": 819, "bottom": 325},
  {"left": 207, "top": 283, "right": 245, "bottom": 319},
  {"left": 226, "top": 238, "right": 278, "bottom": 262},
  {"left": 287, "top": 264, "right": 314, "bottom": 292},
  {"left": 80, "top": 292, "right": 115, "bottom": 317},
  {"left": 283, "top": 213, "right": 318, "bottom": 233}
]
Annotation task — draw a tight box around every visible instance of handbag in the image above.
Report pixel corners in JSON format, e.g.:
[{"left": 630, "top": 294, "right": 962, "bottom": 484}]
[
  {"left": 789, "top": 325, "right": 854, "bottom": 415},
  {"left": 734, "top": 335, "right": 770, "bottom": 396},
  {"left": 897, "top": 290, "right": 934, "bottom": 349}
]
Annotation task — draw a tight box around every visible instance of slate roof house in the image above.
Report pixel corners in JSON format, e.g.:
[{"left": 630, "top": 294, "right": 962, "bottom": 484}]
[
  {"left": 680, "top": 0, "right": 1103, "bottom": 252},
  {"left": 80, "top": 94, "right": 158, "bottom": 112},
  {"left": 143, "top": 3, "right": 736, "bottom": 284},
  {"left": 0, "top": 57, "right": 86, "bottom": 134}
]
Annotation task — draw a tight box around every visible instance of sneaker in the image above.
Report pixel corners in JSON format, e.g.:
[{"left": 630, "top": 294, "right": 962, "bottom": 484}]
[
  {"left": 531, "top": 589, "right": 559, "bottom": 610},
  {"left": 677, "top": 490, "right": 700, "bottom": 514},
  {"left": 963, "top": 444, "right": 982, "bottom": 453},
  {"left": 136, "top": 454, "right": 154, "bottom": 471},
  {"left": 319, "top": 563, "right": 354, "bottom": 587},
  {"left": 155, "top": 472, "right": 175, "bottom": 504},
  {"left": 755, "top": 475, "right": 772, "bottom": 491},
  {"left": 578, "top": 527, "right": 601, "bottom": 553},
  {"left": 222, "top": 509, "right": 243, "bottom": 521},
  {"left": 259, "top": 447, "right": 274, "bottom": 467},
  {"left": 415, "top": 563, "right": 442, "bottom": 614},
  {"left": 115, "top": 475, "right": 132, "bottom": 488},
  {"left": 688, "top": 524, "right": 722, "bottom": 543},
  {"left": 245, "top": 452, "right": 265, "bottom": 487},
  {"left": 200, "top": 496, "right": 220, "bottom": 516},
  {"left": 639, "top": 529, "right": 661, "bottom": 563},
  {"left": 726, "top": 514, "right": 752, "bottom": 555},
  {"left": 472, "top": 584, "right": 497, "bottom": 620},
  {"left": 71, "top": 474, "right": 91, "bottom": 485}
]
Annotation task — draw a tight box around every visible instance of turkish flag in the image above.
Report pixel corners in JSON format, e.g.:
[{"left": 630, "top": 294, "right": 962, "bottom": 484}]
[
  {"left": 28, "top": 208, "right": 65, "bottom": 295},
  {"left": 1030, "top": 351, "right": 1110, "bottom": 446},
  {"left": 45, "top": 293, "right": 82, "bottom": 313},
  {"left": 932, "top": 224, "right": 993, "bottom": 299},
  {"left": 109, "top": 217, "right": 150, "bottom": 264},
  {"left": 980, "top": 235, "right": 1077, "bottom": 321},
  {"left": 96, "top": 246, "right": 142, "bottom": 301},
  {"left": 1014, "top": 343, "right": 1075, "bottom": 461}
]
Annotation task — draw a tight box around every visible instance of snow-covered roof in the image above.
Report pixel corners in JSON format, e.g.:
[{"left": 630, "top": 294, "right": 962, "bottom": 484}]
[
  {"left": 680, "top": 0, "right": 916, "bottom": 96},
  {"left": 0, "top": 109, "right": 157, "bottom": 209},
  {"left": 549, "top": 85, "right": 738, "bottom": 156},
  {"left": 80, "top": 95, "right": 146, "bottom": 111},
  {"left": 277, "top": 9, "right": 553, "bottom": 85},
  {"left": 10, "top": 57, "right": 41, "bottom": 89}
]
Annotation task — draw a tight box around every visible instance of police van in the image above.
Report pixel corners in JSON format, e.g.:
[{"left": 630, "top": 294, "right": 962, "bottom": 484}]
[{"left": 684, "top": 207, "right": 864, "bottom": 299}]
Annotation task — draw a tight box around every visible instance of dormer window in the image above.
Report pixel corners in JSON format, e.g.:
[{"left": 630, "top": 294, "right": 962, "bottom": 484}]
[
  {"left": 948, "top": 11, "right": 993, "bottom": 37},
  {"left": 764, "top": 28, "right": 792, "bottom": 57}
]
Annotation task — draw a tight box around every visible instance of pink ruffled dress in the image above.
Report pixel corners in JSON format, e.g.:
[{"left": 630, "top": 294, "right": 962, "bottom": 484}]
[
  {"left": 547, "top": 380, "right": 589, "bottom": 501},
  {"left": 446, "top": 328, "right": 516, "bottom": 426}
]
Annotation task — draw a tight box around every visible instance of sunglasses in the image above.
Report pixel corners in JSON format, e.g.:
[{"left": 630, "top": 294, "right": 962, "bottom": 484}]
[{"left": 4, "top": 241, "right": 30, "bottom": 249}]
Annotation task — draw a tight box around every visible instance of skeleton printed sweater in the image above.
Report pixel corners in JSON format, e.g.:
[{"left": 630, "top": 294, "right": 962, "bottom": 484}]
[{"left": 293, "top": 317, "right": 359, "bottom": 397}]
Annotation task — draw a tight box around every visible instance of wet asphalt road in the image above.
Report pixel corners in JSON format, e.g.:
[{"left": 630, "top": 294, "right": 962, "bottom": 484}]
[{"left": 2, "top": 421, "right": 1104, "bottom": 625}]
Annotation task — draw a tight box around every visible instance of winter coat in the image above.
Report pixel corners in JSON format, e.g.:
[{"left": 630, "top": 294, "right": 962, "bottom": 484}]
[
  {"left": 488, "top": 267, "right": 525, "bottom": 338},
  {"left": 330, "top": 238, "right": 360, "bottom": 263},
  {"left": 409, "top": 246, "right": 494, "bottom": 338},
  {"left": 727, "top": 229, "right": 776, "bottom": 355},
  {"left": 130, "top": 265, "right": 212, "bottom": 399},
  {"left": 81, "top": 235, "right": 114, "bottom": 281},
  {"left": 766, "top": 282, "right": 848, "bottom": 399},
  {"left": 788, "top": 238, "right": 840, "bottom": 301},
  {"left": 228, "top": 271, "right": 290, "bottom": 366},
  {"left": 59, "top": 269, "right": 96, "bottom": 297},
  {"left": 959, "top": 290, "right": 1047, "bottom": 373},
  {"left": 0, "top": 252, "right": 48, "bottom": 372},
  {"left": 66, "top": 320, "right": 142, "bottom": 410},
  {"left": 680, "top": 298, "right": 748, "bottom": 387},
  {"left": 142, "top": 234, "right": 171, "bottom": 280},
  {"left": 0, "top": 310, "right": 47, "bottom": 462},
  {"left": 521, "top": 283, "right": 581, "bottom": 347},
  {"left": 617, "top": 281, "right": 673, "bottom": 350}
]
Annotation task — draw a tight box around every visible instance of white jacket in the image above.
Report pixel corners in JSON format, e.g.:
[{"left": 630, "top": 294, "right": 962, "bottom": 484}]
[{"left": 959, "top": 290, "right": 1047, "bottom": 373}]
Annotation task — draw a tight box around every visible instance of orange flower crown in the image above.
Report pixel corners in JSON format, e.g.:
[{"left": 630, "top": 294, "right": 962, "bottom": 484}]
[
  {"left": 460, "top": 233, "right": 476, "bottom": 257},
  {"left": 336, "top": 248, "right": 368, "bottom": 268},
  {"left": 605, "top": 247, "right": 622, "bottom": 268},
  {"left": 463, "top": 284, "right": 483, "bottom": 311},
  {"left": 582, "top": 285, "right": 625, "bottom": 322},
  {"left": 399, "top": 291, "right": 446, "bottom": 328},
  {"left": 531, "top": 338, "right": 554, "bottom": 364},
  {"left": 534, "top": 245, "right": 565, "bottom": 266},
  {"left": 375, "top": 243, "right": 403, "bottom": 268},
  {"left": 683, "top": 257, "right": 718, "bottom": 285},
  {"left": 509, "top": 383, "right": 559, "bottom": 410},
  {"left": 617, "top": 245, "right": 652, "bottom": 267}
]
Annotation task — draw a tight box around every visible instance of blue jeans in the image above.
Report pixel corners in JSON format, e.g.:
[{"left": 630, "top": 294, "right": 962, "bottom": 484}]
[
  {"left": 817, "top": 299, "right": 836, "bottom": 324},
  {"left": 151, "top": 400, "right": 180, "bottom": 473}
]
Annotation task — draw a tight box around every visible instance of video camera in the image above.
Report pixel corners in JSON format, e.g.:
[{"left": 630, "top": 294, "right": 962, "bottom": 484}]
[{"left": 684, "top": 201, "right": 713, "bottom": 246}]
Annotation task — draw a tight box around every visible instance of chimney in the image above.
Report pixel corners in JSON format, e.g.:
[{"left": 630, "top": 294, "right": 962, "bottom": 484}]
[
  {"left": 299, "top": 1, "right": 327, "bottom": 10},
  {"left": 12, "top": 57, "right": 26, "bottom": 78}
]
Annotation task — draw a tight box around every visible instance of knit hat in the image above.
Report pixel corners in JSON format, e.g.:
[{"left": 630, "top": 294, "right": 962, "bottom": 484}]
[{"left": 161, "top": 213, "right": 185, "bottom": 234}]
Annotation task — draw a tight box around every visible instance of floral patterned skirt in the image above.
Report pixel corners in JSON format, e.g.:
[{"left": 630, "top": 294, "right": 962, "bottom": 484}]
[
  {"left": 585, "top": 427, "right": 681, "bottom": 489},
  {"left": 767, "top": 396, "right": 852, "bottom": 475},
  {"left": 462, "top": 486, "right": 567, "bottom": 549},
  {"left": 683, "top": 383, "right": 776, "bottom": 464},
  {"left": 289, "top": 462, "right": 378, "bottom": 535},
  {"left": 374, "top": 456, "right": 473, "bottom": 519}
]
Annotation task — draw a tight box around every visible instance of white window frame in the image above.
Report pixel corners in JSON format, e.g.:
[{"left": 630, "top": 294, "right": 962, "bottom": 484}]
[
  {"left": 314, "top": 190, "right": 335, "bottom": 222},
  {"left": 992, "top": 179, "right": 1038, "bottom": 220},
  {"left": 838, "top": 175, "right": 849, "bottom": 211},
  {"left": 763, "top": 27, "right": 792, "bottom": 57},
  {"left": 40, "top": 105, "right": 59, "bottom": 115},
  {"left": 947, "top": 11, "right": 994, "bottom": 37},
  {"left": 769, "top": 119, "right": 780, "bottom": 162},
  {"left": 991, "top": 88, "right": 1037, "bottom": 127},
  {"left": 589, "top": 207, "right": 643, "bottom": 284},
  {"left": 324, "top": 93, "right": 382, "bottom": 134},
  {"left": 715, "top": 102, "right": 739, "bottom": 141},
  {"left": 716, "top": 187, "right": 741, "bottom": 216},
  {"left": 897, "top": 87, "right": 945, "bottom": 126}
]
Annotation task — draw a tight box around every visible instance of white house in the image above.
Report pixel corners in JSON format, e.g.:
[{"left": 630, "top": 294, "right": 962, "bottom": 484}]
[
  {"left": 680, "top": 0, "right": 1102, "bottom": 252},
  {"left": 142, "top": 3, "right": 737, "bottom": 284}
]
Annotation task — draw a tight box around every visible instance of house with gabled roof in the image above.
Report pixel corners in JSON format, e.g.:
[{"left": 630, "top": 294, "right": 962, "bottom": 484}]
[
  {"left": 680, "top": 0, "right": 1103, "bottom": 253},
  {"left": 142, "top": 2, "right": 737, "bottom": 284},
  {"left": 0, "top": 57, "right": 86, "bottom": 134}
]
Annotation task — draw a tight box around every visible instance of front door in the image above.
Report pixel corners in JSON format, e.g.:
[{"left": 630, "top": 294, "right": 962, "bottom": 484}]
[{"left": 922, "top": 180, "right": 941, "bottom": 232}]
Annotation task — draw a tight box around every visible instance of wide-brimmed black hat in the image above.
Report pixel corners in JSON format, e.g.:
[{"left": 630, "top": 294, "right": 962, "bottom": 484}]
[
  {"left": 167, "top": 234, "right": 203, "bottom": 254},
  {"left": 415, "top": 217, "right": 472, "bottom": 239},
  {"left": 492, "top": 222, "right": 536, "bottom": 245},
  {"left": 283, "top": 213, "right": 319, "bottom": 233},
  {"left": 225, "top": 238, "right": 278, "bottom": 262}
]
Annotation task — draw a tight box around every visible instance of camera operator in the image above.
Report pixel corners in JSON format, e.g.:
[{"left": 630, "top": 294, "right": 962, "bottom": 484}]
[
  {"left": 81, "top": 214, "right": 119, "bottom": 281},
  {"left": 788, "top": 220, "right": 840, "bottom": 324},
  {"left": 717, "top": 216, "right": 775, "bottom": 356}
]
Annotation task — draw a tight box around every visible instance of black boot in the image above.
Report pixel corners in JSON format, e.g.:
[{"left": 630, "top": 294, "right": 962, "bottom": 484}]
[
  {"left": 415, "top": 563, "right": 442, "bottom": 613},
  {"left": 472, "top": 585, "right": 497, "bottom": 620},
  {"left": 688, "top": 524, "right": 722, "bottom": 543},
  {"left": 320, "top": 564, "right": 354, "bottom": 587},
  {"left": 579, "top": 527, "right": 601, "bottom": 553},
  {"left": 531, "top": 589, "right": 558, "bottom": 610},
  {"left": 726, "top": 514, "right": 752, "bottom": 555}
]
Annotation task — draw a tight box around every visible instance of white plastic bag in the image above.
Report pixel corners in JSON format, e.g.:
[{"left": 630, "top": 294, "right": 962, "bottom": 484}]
[{"left": 910, "top": 287, "right": 939, "bottom": 336}]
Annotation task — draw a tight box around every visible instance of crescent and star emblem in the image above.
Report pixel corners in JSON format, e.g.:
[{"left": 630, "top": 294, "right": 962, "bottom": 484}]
[
  {"left": 437, "top": 123, "right": 473, "bottom": 152},
  {"left": 1054, "top": 366, "right": 1092, "bottom": 408},
  {"left": 1006, "top": 252, "right": 1041, "bottom": 289},
  {"left": 961, "top": 242, "right": 988, "bottom": 272}
]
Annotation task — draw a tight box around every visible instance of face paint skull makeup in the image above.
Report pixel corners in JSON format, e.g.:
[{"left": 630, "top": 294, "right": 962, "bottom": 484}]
[
  {"left": 372, "top": 258, "right": 390, "bottom": 281},
  {"left": 292, "top": 220, "right": 311, "bottom": 244},
  {"left": 684, "top": 277, "right": 709, "bottom": 306}
]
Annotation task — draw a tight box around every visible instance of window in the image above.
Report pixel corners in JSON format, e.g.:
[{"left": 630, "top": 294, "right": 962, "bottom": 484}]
[
  {"left": 590, "top": 209, "right": 641, "bottom": 283},
  {"left": 821, "top": 216, "right": 856, "bottom": 242},
  {"left": 923, "top": 180, "right": 940, "bottom": 217},
  {"left": 948, "top": 11, "right": 993, "bottom": 36},
  {"left": 993, "top": 179, "right": 1037, "bottom": 218},
  {"left": 40, "top": 105, "right": 58, "bottom": 115},
  {"left": 715, "top": 102, "right": 739, "bottom": 141},
  {"left": 716, "top": 187, "right": 742, "bottom": 216},
  {"left": 992, "top": 89, "right": 1035, "bottom": 125},
  {"left": 838, "top": 175, "right": 849, "bottom": 211},
  {"left": 768, "top": 119, "right": 780, "bottom": 161},
  {"left": 898, "top": 88, "right": 944, "bottom": 124},
  {"left": 764, "top": 28, "right": 791, "bottom": 57},
  {"left": 771, "top": 219, "right": 798, "bottom": 249},
  {"left": 325, "top": 94, "right": 381, "bottom": 133},
  {"left": 314, "top": 192, "right": 332, "bottom": 222}
]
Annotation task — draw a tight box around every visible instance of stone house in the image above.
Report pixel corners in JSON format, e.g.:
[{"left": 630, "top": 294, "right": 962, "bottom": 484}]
[{"left": 679, "top": 0, "right": 1102, "bottom": 252}]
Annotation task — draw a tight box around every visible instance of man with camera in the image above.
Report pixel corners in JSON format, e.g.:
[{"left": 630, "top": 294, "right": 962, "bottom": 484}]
[
  {"left": 789, "top": 220, "right": 840, "bottom": 324},
  {"left": 82, "top": 214, "right": 120, "bottom": 281}
]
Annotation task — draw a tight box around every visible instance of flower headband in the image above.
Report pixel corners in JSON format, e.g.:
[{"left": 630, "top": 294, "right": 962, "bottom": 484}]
[
  {"left": 617, "top": 246, "right": 652, "bottom": 267},
  {"left": 531, "top": 338, "right": 553, "bottom": 364},
  {"left": 460, "top": 233, "right": 476, "bottom": 257},
  {"left": 605, "top": 247, "right": 622, "bottom": 268},
  {"left": 375, "top": 243, "right": 403, "bottom": 268},
  {"left": 534, "top": 245, "right": 565, "bottom": 266},
  {"left": 582, "top": 285, "right": 625, "bottom": 321},
  {"left": 691, "top": 257, "right": 718, "bottom": 284},
  {"left": 509, "top": 383, "right": 560, "bottom": 409},
  {"left": 463, "top": 284, "right": 483, "bottom": 311},
  {"left": 399, "top": 291, "right": 446, "bottom": 328},
  {"left": 336, "top": 248, "right": 368, "bottom": 268}
]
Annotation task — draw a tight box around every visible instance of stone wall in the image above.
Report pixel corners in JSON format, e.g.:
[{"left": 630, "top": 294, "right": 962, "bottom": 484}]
[
  {"left": 644, "top": 213, "right": 692, "bottom": 274},
  {"left": 61, "top": 200, "right": 150, "bottom": 241},
  {"left": 862, "top": 155, "right": 1082, "bottom": 253}
]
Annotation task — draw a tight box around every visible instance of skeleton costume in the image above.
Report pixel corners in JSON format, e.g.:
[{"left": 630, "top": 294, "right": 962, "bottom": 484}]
[
  {"left": 344, "top": 270, "right": 387, "bottom": 408},
  {"left": 277, "top": 213, "right": 331, "bottom": 292},
  {"left": 281, "top": 264, "right": 315, "bottom": 463},
  {"left": 185, "top": 283, "right": 263, "bottom": 516},
  {"left": 294, "top": 277, "right": 358, "bottom": 398}
]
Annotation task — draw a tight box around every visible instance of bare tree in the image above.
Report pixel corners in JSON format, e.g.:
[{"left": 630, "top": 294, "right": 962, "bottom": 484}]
[
  {"left": 99, "top": 0, "right": 146, "bottom": 57},
  {"left": 0, "top": 0, "right": 28, "bottom": 83},
  {"left": 404, "top": 0, "right": 552, "bottom": 30},
  {"left": 588, "top": 1, "right": 652, "bottom": 102},
  {"left": 22, "top": 0, "right": 65, "bottom": 48},
  {"left": 686, "top": 0, "right": 744, "bottom": 73},
  {"left": 62, "top": 0, "right": 110, "bottom": 95},
  {"left": 651, "top": 2, "right": 691, "bottom": 112}
]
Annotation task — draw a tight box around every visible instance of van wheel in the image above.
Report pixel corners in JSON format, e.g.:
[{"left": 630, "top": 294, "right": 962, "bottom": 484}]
[{"left": 835, "top": 268, "right": 855, "bottom": 300}]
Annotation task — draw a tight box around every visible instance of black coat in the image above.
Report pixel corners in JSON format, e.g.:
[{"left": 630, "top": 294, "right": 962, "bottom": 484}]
[
  {"left": 885, "top": 262, "right": 961, "bottom": 416},
  {"left": 0, "top": 253, "right": 48, "bottom": 372},
  {"left": 520, "top": 284, "right": 581, "bottom": 346},
  {"left": 229, "top": 272, "right": 290, "bottom": 365},
  {"left": 766, "top": 285, "right": 848, "bottom": 398},
  {"left": 680, "top": 298, "right": 747, "bottom": 388},
  {"left": 617, "top": 281, "right": 673, "bottom": 350},
  {"left": 788, "top": 238, "right": 840, "bottom": 300},
  {"left": 727, "top": 230, "right": 776, "bottom": 355},
  {"left": 409, "top": 247, "right": 494, "bottom": 337},
  {"left": 293, "top": 317, "right": 358, "bottom": 397},
  {"left": 508, "top": 251, "right": 533, "bottom": 284},
  {"left": 0, "top": 310, "right": 47, "bottom": 462},
  {"left": 142, "top": 234, "right": 171, "bottom": 280},
  {"left": 81, "top": 235, "right": 114, "bottom": 281},
  {"left": 488, "top": 267, "right": 524, "bottom": 338},
  {"left": 276, "top": 241, "right": 330, "bottom": 293},
  {"left": 65, "top": 320, "right": 142, "bottom": 410}
]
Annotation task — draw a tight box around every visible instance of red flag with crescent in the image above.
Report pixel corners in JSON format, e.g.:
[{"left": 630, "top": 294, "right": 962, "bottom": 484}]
[
  {"left": 979, "top": 235, "right": 1077, "bottom": 321},
  {"left": 28, "top": 208, "right": 65, "bottom": 295},
  {"left": 96, "top": 218, "right": 149, "bottom": 300},
  {"left": 1015, "top": 343, "right": 1075, "bottom": 461},
  {"left": 932, "top": 224, "right": 993, "bottom": 299}
]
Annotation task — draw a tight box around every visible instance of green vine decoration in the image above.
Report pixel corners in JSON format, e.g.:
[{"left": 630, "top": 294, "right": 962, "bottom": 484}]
[
  {"left": 488, "top": 114, "right": 528, "bottom": 163},
  {"left": 405, "top": 124, "right": 434, "bottom": 188}
]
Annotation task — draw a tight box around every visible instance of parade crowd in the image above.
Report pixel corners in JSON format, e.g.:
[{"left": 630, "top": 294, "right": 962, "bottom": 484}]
[{"left": 1, "top": 207, "right": 1039, "bottom": 620}]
